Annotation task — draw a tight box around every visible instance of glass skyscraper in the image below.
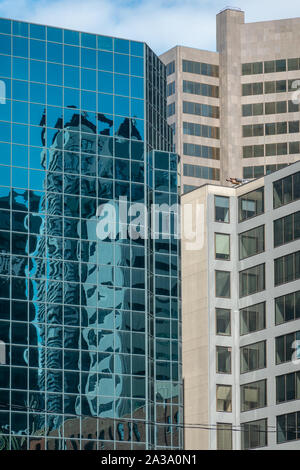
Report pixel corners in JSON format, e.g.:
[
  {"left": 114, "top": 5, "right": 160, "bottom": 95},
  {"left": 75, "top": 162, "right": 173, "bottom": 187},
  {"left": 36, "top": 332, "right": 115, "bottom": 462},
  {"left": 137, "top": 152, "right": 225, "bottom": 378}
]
[{"left": 0, "top": 18, "right": 182, "bottom": 450}]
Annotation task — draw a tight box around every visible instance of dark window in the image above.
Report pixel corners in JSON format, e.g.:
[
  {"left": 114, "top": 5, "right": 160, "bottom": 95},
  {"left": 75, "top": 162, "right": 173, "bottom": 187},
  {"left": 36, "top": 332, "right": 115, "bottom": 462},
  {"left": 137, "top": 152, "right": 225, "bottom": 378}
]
[
  {"left": 276, "top": 372, "right": 300, "bottom": 404},
  {"left": 276, "top": 331, "right": 300, "bottom": 364},
  {"left": 239, "top": 225, "right": 265, "bottom": 260},
  {"left": 241, "top": 379, "right": 267, "bottom": 412},
  {"left": 277, "top": 412, "right": 300, "bottom": 444},
  {"left": 275, "top": 290, "right": 300, "bottom": 325},
  {"left": 240, "top": 341, "right": 266, "bottom": 373},
  {"left": 274, "top": 251, "right": 300, "bottom": 286},
  {"left": 242, "top": 419, "right": 267, "bottom": 449},
  {"left": 215, "top": 270, "right": 230, "bottom": 298},
  {"left": 240, "top": 302, "right": 266, "bottom": 335},
  {"left": 216, "top": 308, "right": 231, "bottom": 335},
  {"left": 239, "top": 264, "right": 265, "bottom": 297},
  {"left": 216, "top": 346, "right": 231, "bottom": 373},
  {"left": 238, "top": 187, "right": 264, "bottom": 222},
  {"left": 215, "top": 196, "right": 229, "bottom": 223},
  {"left": 215, "top": 233, "right": 230, "bottom": 260}
]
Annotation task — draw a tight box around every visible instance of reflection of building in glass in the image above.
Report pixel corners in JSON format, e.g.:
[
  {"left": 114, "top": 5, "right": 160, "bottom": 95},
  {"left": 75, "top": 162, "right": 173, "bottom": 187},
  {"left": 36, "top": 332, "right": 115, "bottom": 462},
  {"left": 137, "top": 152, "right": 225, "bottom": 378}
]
[{"left": 0, "top": 18, "right": 182, "bottom": 450}]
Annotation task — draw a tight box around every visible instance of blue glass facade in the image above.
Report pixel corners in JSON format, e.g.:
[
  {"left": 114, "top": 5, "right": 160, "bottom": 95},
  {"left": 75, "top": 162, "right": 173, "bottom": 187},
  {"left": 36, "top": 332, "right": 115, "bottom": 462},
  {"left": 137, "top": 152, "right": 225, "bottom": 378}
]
[{"left": 0, "top": 19, "right": 182, "bottom": 450}]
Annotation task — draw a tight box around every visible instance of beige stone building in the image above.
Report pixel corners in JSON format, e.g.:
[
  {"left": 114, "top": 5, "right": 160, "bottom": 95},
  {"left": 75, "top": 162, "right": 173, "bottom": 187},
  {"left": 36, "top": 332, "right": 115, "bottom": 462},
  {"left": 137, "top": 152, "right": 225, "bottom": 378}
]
[
  {"left": 160, "top": 8, "right": 300, "bottom": 193},
  {"left": 181, "top": 161, "right": 300, "bottom": 449}
]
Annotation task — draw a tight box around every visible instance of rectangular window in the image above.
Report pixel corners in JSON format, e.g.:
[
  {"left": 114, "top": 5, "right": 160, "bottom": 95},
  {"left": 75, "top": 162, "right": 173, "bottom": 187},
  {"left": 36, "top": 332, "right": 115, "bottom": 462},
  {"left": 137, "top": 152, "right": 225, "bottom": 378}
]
[
  {"left": 288, "top": 58, "right": 300, "bottom": 71},
  {"left": 288, "top": 79, "right": 300, "bottom": 91},
  {"left": 239, "top": 264, "right": 265, "bottom": 298},
  {"left": 274, "top": 251, "right": 300, "bottom": 286},
  {"left": 242, "top": 419, "right": 267, "bottom": 449},
  {"left": 276, "top": 331, "right": 300, "bottom": 364},
  {"left": 241, "top": 379, "right": 267, "bottom": 412},
  {"left": 275, "top": 290, "right": 300, "bottom": 325},
  {"left": 217, "top": 423, "right": 232, "bottom": 450},
  {"left": 242, "top": 103, "right": 263, "bottom": 116},
  {"left": 244, "top": 120, "right": 298, "bottom": 137},
  {"left": 183, "top": 80, "right": 219, "bottom": 98},
  {"left": 167, "top": 102, "right": 175, "bottom": 117},
  {"left": 277, "top": 80, "right": 287, "bottom": 92},
  {"left": 240, "top": 302, "right": 266, "bottom": 335},
  {"left": 288, "top": 100, "right": 299, "bottom": 112},
  {"left": 264, "top": 80, "right": 287, "bottom": 94},
  {"left": 274, "top": 211, "right": 300, "bottom": 247},
  {"left": 277, "top": 412, "right": 300, "bottom": 444},
  {"left": 183, "top": 143, "right": 220, "bottom": 160},
  {"left": 264, "top": 81, "right": 275, "bottom": 94},
  {"left": 183, "top": 163, "right": 220, "bottom": 181},
  {"left": 216, "top": 385, "right": 232, "bottom": 412},
  {"left": 216, "top": 346, "right": 231, "bottom": 374},
  {"left": 289, "top": 141, "right": 300, "bottom": 154},
  {"left": 166, "top": 60, "right": 175, "bottom": 76},
  {"left": 216, "top": 308, "right": 231, "bottom": 336},
  {"left": 276, "top": 59, "right": 287, "bottom": 72},
  {"left": 266, "top": 143, "right": 288, "bottom": 157},
  {"left": 242, "top": 62, "right": 263, "bottom": 75},
  {"left": 240, "top": 340, "right": 266, "bottom": 373},
  {"left": 242, "top": 124, "right": 264, "bottom": 137},
  {"left": 276, "top": 372, "right": 300, "bottom": 404},
  {"left": 265, "top": 102, "right": 275, "bottom": 114},
  {"left": 273, "top": 171, "right": 300, "bottom": 208},
  {"left": 215, "top": 270, "right": 231, "bottom": 298},
  {"left": 277, "top": 101, "right": 287, "bottom": 113},
  {"left": 215, "top": 196, "right": 229, "bottom": 223},
  {"left": 183, "top": 184, "right": 199, "bottom": 193},
  {"left": 242, "top": 145, "right": 264, "bottom": 158},
  {"left": 264, "top": 60, "right": 275, "bottom": 73},
  {"left": 215, "top": 233, "right": 230, "bottom": 260},
  {"left": 289, "top": 121, "right": 299, "bottom": 133},
  {"left": 242, "top": 82, "right": 263, "bottom": 96},
  {"left": 239, "top": 225, "right": 264, "bottom": 260},
  {"left": 183, "top": 100, "right": 219, "bottom": 119},
  {"left": 253, "top": 145, "right": 264, "bottom": 157},
  {"left": 183, "top": 59, "right": 219, "bottom": 77},
  {"left": 183, "top": 121, "right": 219, "bottom": 139},
  {"left": 167, "top": 81, "right": 175, "bottom": 97},
  {"left": 238, "top": 187, "right": 264, "bottom": 222}
]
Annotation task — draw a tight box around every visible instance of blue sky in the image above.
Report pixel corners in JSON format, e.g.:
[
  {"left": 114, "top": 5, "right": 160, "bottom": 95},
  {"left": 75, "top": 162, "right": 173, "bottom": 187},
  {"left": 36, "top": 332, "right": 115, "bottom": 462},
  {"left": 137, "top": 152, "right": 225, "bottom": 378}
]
[{"left": 1, "top": 0, "right": 300, "bottom": 54}]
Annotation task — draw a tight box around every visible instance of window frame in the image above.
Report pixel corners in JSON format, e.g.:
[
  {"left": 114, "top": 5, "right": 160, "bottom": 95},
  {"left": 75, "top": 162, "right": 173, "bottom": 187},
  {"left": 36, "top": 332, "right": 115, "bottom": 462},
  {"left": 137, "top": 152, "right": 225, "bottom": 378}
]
[
  {"left": 214, "top": 195, "right": 230, "bottom": 223},
  {"left": 240, "top": 379, "right": 267, "bottom": 412},
  {"left": 238, "top": 224, "right": 265, "bottom": 261},
  {"left": 242, "top": 418, "right": 268, "bottom": 450},
  {"left": 238, "top": 187, "right": 264, "bottom": 223},
  {"left": 216, "top": 345, "right": 232, "bottom": 374},
  {"left": 215, "top": 270, "right": 231, "bottom": 299},
  {"left": 215, "top": 232, "right": 230, "bottom": 261},
  {"left": 216, "top": 384, "right": 232, "bottom": 412},
  {"left": 240, "top": 301, "right": 266, "bottom": 336},
  {"left": 216, "top": 307, "right": 231, "bottom": 336},
  {"left": 239, "top": 263, "right": 265, "bottom": 298},
  {"left": 240, "top": 340, "right": 266, "bottom": 374}
]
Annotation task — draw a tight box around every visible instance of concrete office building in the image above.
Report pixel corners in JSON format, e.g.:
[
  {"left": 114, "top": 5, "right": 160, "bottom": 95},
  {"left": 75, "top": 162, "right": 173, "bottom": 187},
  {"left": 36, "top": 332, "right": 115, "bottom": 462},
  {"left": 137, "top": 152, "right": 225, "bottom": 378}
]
[
  {"left": 182, "top": 161, "right": 300, "bottom": 449},
  {"left": 160, "top": 8, "right": 300, "bottom": 193},
  {"left": 0, "top": 18, "right": 183, "bottom": 450}
]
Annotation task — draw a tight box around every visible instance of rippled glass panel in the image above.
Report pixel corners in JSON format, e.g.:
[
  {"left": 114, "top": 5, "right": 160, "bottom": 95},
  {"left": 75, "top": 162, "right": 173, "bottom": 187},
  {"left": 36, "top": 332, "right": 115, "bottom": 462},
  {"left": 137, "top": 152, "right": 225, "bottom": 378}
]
[{"left": 0, "top": 22, "right": 181, "bottom": 451}]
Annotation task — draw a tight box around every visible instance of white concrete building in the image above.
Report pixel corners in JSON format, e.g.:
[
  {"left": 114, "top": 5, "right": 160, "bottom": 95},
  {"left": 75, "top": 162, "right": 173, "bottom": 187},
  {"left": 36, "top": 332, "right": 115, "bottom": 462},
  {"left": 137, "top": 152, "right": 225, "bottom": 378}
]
[{"left": 181, "top": 161, "right": 300, "bottom": 449}]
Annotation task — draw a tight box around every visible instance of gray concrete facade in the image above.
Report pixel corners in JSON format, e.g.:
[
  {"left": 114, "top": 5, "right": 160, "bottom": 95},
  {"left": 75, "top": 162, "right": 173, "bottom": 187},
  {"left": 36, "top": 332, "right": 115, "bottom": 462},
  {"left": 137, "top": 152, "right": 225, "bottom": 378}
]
[{"left": 160, "top": 8, "right": 300, "bottom": 193}]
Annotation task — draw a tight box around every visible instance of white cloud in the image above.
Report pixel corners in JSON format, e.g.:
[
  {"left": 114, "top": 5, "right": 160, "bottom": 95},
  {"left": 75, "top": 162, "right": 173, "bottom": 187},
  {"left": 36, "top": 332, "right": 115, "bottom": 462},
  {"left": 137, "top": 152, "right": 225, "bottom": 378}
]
[
  {"left": 0, "top": 0, "right": 300, "bottom": 55},
  {"left": 0, "top": 0, "right": 216, "bottom": 53}
]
